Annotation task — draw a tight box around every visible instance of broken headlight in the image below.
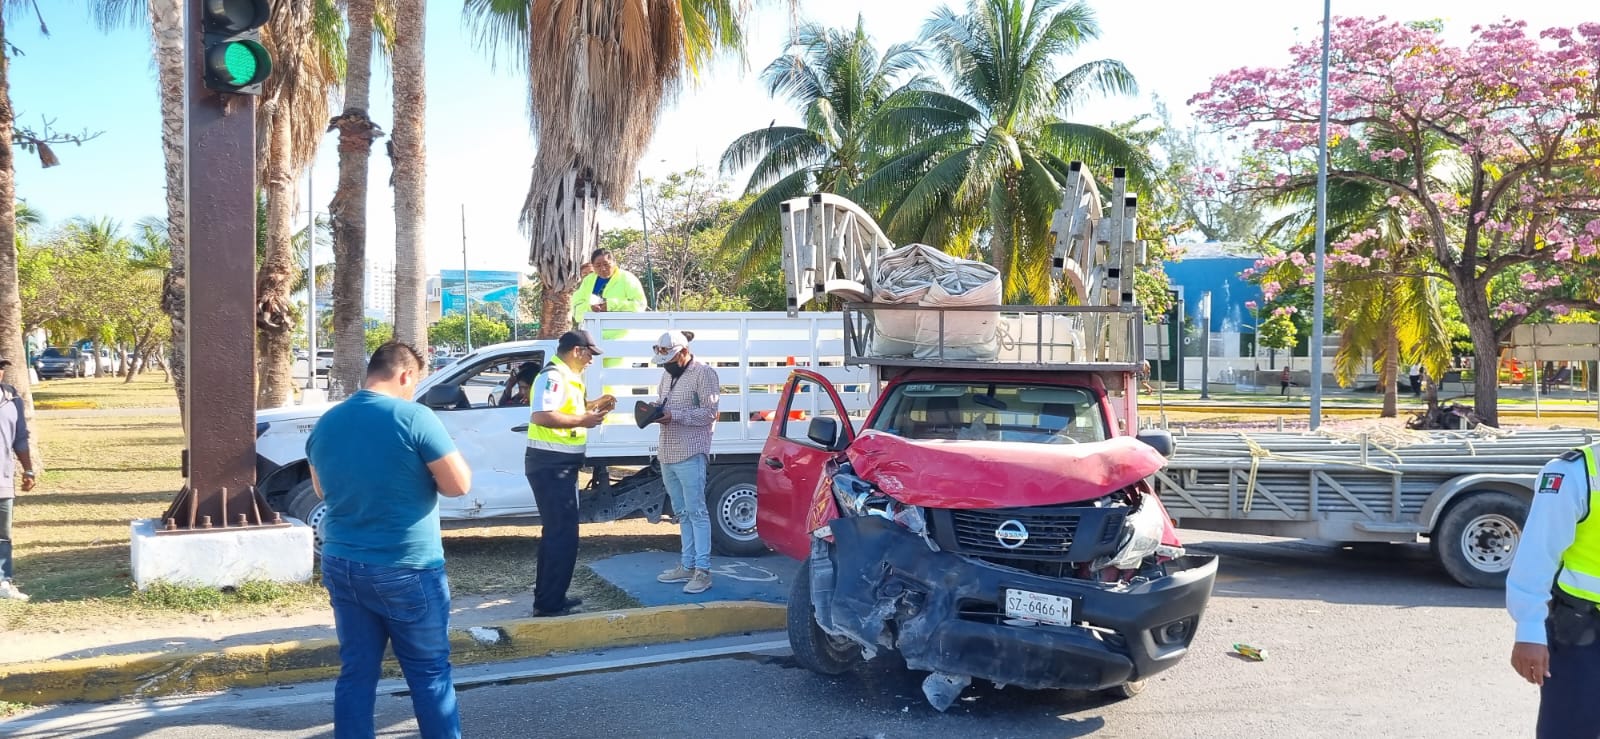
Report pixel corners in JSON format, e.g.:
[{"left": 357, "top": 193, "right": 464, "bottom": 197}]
[
  {"left": 831, "top": 464, "right": 935, "bottom": 548},
  {"left": 1098, "top": 496, "right": 1170, "bottom": 571}
]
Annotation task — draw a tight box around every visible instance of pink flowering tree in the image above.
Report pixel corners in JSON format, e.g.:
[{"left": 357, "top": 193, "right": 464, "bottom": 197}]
[{"left": 1191, "top": 17, "right": 1600, "bottom": 425}]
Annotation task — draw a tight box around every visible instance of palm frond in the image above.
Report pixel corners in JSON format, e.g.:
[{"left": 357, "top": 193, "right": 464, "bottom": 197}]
[{"left": 461, "top": 0, "right": 529, "bottom": 73}]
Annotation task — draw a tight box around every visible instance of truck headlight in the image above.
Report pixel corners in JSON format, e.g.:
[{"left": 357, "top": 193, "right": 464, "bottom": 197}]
[{"left": 1102, "top": 497, "right": 1166, "bottom": 570}]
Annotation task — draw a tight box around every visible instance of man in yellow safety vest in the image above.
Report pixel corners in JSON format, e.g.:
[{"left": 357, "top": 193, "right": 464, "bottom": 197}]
[
  {"left": 1507, "top": 443, "right": 1600, "bottom": 737},
  {"left": 525, "top": 330, "right": 609, "bottom": 617}
]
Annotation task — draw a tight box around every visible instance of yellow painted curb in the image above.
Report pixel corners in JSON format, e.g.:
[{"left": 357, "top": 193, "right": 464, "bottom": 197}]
[{"left": 0, "top": 602, "right": 784, "bottom": 706}]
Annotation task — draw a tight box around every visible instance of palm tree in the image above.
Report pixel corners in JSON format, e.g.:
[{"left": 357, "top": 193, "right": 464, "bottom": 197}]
[
  {"left": 717, "top": 17, "right": 926, "bottom": 276},
  {"left": 328, "top": 0, "right": 385, "bottom": 397},
  {"left": 390, "top": 0, "right": 426, "bottom": 349},
  {"left": 875, "top": 0, "right": 1145, "bottom": 302},
  {"left": 256, "top": 0, "right": 346, "bottom": 408},
  {"left": 465, "top": 0, "right": 753, "bottom": 336},
  {"left": 1261, "top": 133, "right": 1453, "bottom": 417},
  {"left": 90, "top": 0, "right": 189, "bottom": 419}
]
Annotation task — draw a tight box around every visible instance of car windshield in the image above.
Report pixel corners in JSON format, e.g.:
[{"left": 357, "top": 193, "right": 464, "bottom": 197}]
[
  {"left": 872, "top": 382, "right": 1105, "bottom": 445},
  {"left": 41, "top": 348, "right": 65, "bottom": 358}
]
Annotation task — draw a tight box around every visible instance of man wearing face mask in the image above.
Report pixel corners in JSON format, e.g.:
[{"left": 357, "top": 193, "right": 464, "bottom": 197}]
[{"left": 649, "top": 330, "right": 721, "bottom": 594}]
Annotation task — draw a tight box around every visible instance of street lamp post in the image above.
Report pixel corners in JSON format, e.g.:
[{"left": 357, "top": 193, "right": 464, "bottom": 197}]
[
  {"left": 1200, "top": 291, "right": 1213, "bottom": 401},
  {"left": 305, "top": 171, "right": 316, "bottom": 392},
  {"left": 461, "top": 204, "right": 471, "bottom": 352},
  {"left": 1309, "top": 0, "right": 1333, "bottom": 430}
]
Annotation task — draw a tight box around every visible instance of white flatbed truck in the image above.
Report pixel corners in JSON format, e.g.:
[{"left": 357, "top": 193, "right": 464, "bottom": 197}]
[{"left": 254, "top": 312, "right": 875, "bottom": 555}]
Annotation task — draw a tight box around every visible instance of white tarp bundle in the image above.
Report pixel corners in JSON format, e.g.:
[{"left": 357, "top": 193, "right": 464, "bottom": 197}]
[{"left": 868, "top": 244, "right": 1003, "bottom": 360}]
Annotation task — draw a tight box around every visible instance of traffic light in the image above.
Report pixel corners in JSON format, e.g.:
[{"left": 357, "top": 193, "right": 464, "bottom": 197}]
[{"left": 201, "top": 0, "right": 273, "bottom": 95}]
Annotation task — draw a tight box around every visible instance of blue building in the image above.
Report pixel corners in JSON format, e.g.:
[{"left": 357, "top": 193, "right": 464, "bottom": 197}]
[{"left": 1161, "top": 248, "right": 1262, "bottom": 335}]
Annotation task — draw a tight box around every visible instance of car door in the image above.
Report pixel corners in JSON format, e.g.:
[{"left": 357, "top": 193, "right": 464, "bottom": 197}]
[
  {"left": 425, "top": 350, "right": 546, "bottom": 518},
  {"left": 756, "top": 369, "right": 858, "bottom": 560}
]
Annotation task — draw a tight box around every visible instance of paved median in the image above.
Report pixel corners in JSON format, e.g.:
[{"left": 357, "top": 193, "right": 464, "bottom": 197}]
[{"left": 0, "top": 601, "right": 783, "bottom": 706}]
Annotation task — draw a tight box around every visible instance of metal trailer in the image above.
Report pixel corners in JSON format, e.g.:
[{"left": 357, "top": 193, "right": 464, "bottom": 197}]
[{"left": 1152, "top": 427, "right": 1598, "bottom": 588}]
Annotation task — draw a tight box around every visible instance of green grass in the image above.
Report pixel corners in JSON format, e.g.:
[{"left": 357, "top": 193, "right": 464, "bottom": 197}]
[
  {"left": 30, "top": 372, "right": 179, "bottom": 410},
  {"left": 0, "top": 701, "right": 30, "bottom": 718}
]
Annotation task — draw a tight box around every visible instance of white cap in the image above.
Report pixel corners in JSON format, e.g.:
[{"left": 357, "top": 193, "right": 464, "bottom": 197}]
[{"left": 652, "top": 330, "right": 691, "bottom": 366}]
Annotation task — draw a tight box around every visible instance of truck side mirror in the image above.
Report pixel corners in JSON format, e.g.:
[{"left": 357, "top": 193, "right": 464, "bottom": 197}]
[
  {"left": 806, "top": 416, "right": 841, "bottom": 450},
  {"left": 1136, "top": 429, "right": 1175, "bottom": 458},
  {"left": 419, "top": 385, "right": 460, "bottom": 410}
]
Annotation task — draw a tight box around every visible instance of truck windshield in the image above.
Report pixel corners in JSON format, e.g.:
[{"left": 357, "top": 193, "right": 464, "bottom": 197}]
[{"left": 873, "top": 382, "right": 1105, "bottom": 444}]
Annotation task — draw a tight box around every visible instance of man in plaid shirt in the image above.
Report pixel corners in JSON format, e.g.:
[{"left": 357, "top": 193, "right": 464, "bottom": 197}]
[{"left": 650, "top": 330, "right": 720, "bottom": 594}]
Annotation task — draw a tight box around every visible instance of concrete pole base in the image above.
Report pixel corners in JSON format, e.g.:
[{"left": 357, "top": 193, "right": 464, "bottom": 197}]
[{"left": 129, "top": 518, "right": 314, "bottom": 590}]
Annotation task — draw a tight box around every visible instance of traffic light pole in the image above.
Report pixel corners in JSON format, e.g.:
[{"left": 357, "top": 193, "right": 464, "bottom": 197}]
[{"left": 159, "top": 0, "right": 280, "bottom": 532}]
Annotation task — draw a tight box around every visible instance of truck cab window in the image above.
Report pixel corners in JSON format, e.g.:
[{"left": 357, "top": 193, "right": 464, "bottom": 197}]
[
  {"left": 876, "top": 383, "right": 1104, "bottom": 444},
  {"left": 423, "top": 352, "right": 545, "bottom": 411}
]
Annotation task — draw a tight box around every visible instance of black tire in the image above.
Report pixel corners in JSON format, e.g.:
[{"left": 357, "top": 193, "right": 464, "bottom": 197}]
[
  {"left": 787, "top": 560, "right": 861, "bottom": 676},
  {"left": 708, "top": 465, "right": 765, "bottom": 557},
  {"left": 1431, "top": 491, "right": 1528, "bottom": 589},
  {"left": 287, "top": 479, "right": 327, "bottom": 554},
  {"left": 1102, "top": 679, "right": 1147, "bottom": 700}
]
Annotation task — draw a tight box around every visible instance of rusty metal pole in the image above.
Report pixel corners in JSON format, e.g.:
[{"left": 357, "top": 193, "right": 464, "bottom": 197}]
[{"left": 160, "top": 0, "right": 280, "bottom": 532}]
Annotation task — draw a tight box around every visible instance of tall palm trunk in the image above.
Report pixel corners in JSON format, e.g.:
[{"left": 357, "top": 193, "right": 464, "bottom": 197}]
[
  {"left": 391, "top": 0, "right": 427, "bottom": 348},
  {"left": 329, "top": 0, "right": 380, "bottom": 396},
  {"left": 256, "top": 100, "right": 299, "bottom": 408},
  {"left": 1380, "top": 317, "right": 1400, "bottom": 418},
  {"left": 149, "top": 0, "right": 187, "bottom": 422},
  {"left": 0, "top": 16, "right": 35, "bottom": 457}
]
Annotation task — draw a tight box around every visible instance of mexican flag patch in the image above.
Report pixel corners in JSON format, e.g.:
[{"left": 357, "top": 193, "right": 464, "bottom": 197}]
[{"left": 1539, "top": 473, "right": 1564, "bottom": 495}]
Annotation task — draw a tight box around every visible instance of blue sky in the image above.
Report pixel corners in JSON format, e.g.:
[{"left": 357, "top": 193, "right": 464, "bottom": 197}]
[{"left": 9, "top": 1, "right": 1590, "bottom": 276}]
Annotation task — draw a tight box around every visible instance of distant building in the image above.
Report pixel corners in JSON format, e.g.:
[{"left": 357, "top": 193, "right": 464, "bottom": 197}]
[{"left": 365, "top": 259, "right": 396, "bottom": 323}]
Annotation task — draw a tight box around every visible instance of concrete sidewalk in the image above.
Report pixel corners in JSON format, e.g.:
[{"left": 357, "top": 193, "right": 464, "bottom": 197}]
[{"left": 0, "top": 551, "right": 795, "bottom": 705}]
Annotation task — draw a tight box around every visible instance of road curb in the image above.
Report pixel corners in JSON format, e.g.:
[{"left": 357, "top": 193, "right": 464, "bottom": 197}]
[{"left": 0, "top": 601, "right": 783, "bottom": 705}]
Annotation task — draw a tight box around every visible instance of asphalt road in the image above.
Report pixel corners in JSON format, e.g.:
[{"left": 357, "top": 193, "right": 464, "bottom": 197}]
[{"left": 3, "top": 533, "right": 1539, "bottom": 738}]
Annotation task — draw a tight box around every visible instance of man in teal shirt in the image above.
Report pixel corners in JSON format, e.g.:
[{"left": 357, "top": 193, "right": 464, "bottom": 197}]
[
  {"left": 570, "top": 248, "right": 648, "bottom": 326},
  {"left": 307, "top": 342, "right": 472, "bottom": 739}
]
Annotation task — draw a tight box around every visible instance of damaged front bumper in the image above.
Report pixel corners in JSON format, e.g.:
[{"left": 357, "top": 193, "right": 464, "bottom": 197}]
[{"left": 811, "top": 515, "right": 1218, "bottom": 692}]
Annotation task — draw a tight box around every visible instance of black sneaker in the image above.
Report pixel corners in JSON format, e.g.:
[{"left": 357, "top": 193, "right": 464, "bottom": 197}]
[{"left": 532, "top": 597, "right": 584, "bottom": 617}]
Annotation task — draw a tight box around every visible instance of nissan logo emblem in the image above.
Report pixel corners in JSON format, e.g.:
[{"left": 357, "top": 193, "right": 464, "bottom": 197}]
[{"left": 995, "top": 519, "right": 1029, "bottom": 549}]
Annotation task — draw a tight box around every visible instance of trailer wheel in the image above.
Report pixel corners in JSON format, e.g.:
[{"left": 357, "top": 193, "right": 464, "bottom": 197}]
[
  {"left": 708, "top": 466, "right": 765, "bottom": 557},
  {"left": 287, "top": 479, "right": 327, "bottom": 555},
  {"left": 788, "top": 560, "right": 861, "bottom": 676},
  {"left": 1432, "top": 491, "right": 1527, "bottom": 589}
]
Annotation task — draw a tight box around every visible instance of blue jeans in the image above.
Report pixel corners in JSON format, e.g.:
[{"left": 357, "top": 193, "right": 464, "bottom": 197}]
[
  {"left": 0, "top": 497, "right": 13, "bottom": 581},
  {"left": 662, "top": 454, "right": 711, "bottom": 571},
  {"left": 321, "top": 554, "right": 460, "bottom": 739}
]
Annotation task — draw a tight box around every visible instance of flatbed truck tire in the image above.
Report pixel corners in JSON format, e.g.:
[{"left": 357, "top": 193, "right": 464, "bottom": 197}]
[
  {"left": 708, "top": 465, "right": 765, "bottom": 557},
  {"left": 1102, "top": 679, "right": 1147, "bottom": 700},
  {"left": 787, "top": 560, "right": 861, "bottom": 676},
  {"left": 1432, "top": 490, "right": 1527, "bottom": 589}
]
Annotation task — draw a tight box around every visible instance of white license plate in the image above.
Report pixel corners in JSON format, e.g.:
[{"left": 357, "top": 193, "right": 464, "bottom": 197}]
[{"left": 1004, "top": 589, "right": 1073, "bottom": 627}]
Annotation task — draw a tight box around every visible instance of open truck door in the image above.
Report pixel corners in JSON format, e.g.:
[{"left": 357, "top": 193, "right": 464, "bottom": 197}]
[{"left": 756, "top": 369, "right": 858, "bottom": 560}]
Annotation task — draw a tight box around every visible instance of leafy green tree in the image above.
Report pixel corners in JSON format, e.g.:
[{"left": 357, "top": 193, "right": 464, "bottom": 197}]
[
  {"left": 1257, "top": 310, "right": 1298, "bottom": 365},
  {"left": 428, "top": 309, "right": 509, "bottom": 350}
]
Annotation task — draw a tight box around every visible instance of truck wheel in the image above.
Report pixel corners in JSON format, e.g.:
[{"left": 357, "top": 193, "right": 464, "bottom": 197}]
[
  {"left": 1102, "top": 679, "right": 1147, "bottom": 700},
  {"left": 788, "top": 560, "right": 861, "bottom": 676},
  {"left": 1432, "top": 491, "right": 1527, "bottom": 589},
  {"left": 708, "top": 466, "right": 765, "bottom": 557},
  {"left": 287, "top": 479, "right": 327, "bottom": 554}
]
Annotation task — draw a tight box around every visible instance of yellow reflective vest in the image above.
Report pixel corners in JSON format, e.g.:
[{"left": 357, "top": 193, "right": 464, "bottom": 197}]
[
  {"left": 1556, "top": 446, "right": 1600, "bottom": 603},
  {"left": 527, "top": 358, "right": 587, "bottom": 454}
]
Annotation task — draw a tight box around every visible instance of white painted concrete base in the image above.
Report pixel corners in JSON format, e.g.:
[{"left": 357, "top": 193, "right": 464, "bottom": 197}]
[
  {"left": 299, "top": 388, "right": 328, "bottom": 405},
  {"left": 129, "top": 518, "right": 315, "bottom": 590}
]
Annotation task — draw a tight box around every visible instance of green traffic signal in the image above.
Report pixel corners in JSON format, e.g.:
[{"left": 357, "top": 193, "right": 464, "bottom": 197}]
[
  {"left": 207, "top": 39, "right": 272, "bottom": 89},
  {"left": 201, "top": 0, "right": 272, "bottom": 95}
]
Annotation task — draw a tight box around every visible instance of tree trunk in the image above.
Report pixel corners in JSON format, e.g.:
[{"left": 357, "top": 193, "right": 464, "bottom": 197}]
[
  {"left": 993, "top": 178, "right": 1015, "bottom": 301},
  {"left": 329, "top": 0, "right": 380, "bottom": 397},
  {"left": 0, "top": 16, "right": 37, "bottom": 462},
  {"left": 255, "top": 100, "right": 299, "bottom": 408},
  {"left": 390, "top": 0, "right": 427, "bottom": 349},
  {"left": 1452, "top": 277, "right": 1501, "bottom": 427},
  {"left": 149, "top": 0, "right": 188, "bottom": 425},
  {"left": 1379, "top": 318, "right": 1399, "bottom": 418}
]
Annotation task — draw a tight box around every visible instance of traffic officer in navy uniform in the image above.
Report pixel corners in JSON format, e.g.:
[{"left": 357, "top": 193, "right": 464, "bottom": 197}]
[{"left": 1507, "top": 442, "right": 1600, "bottom": 737}]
